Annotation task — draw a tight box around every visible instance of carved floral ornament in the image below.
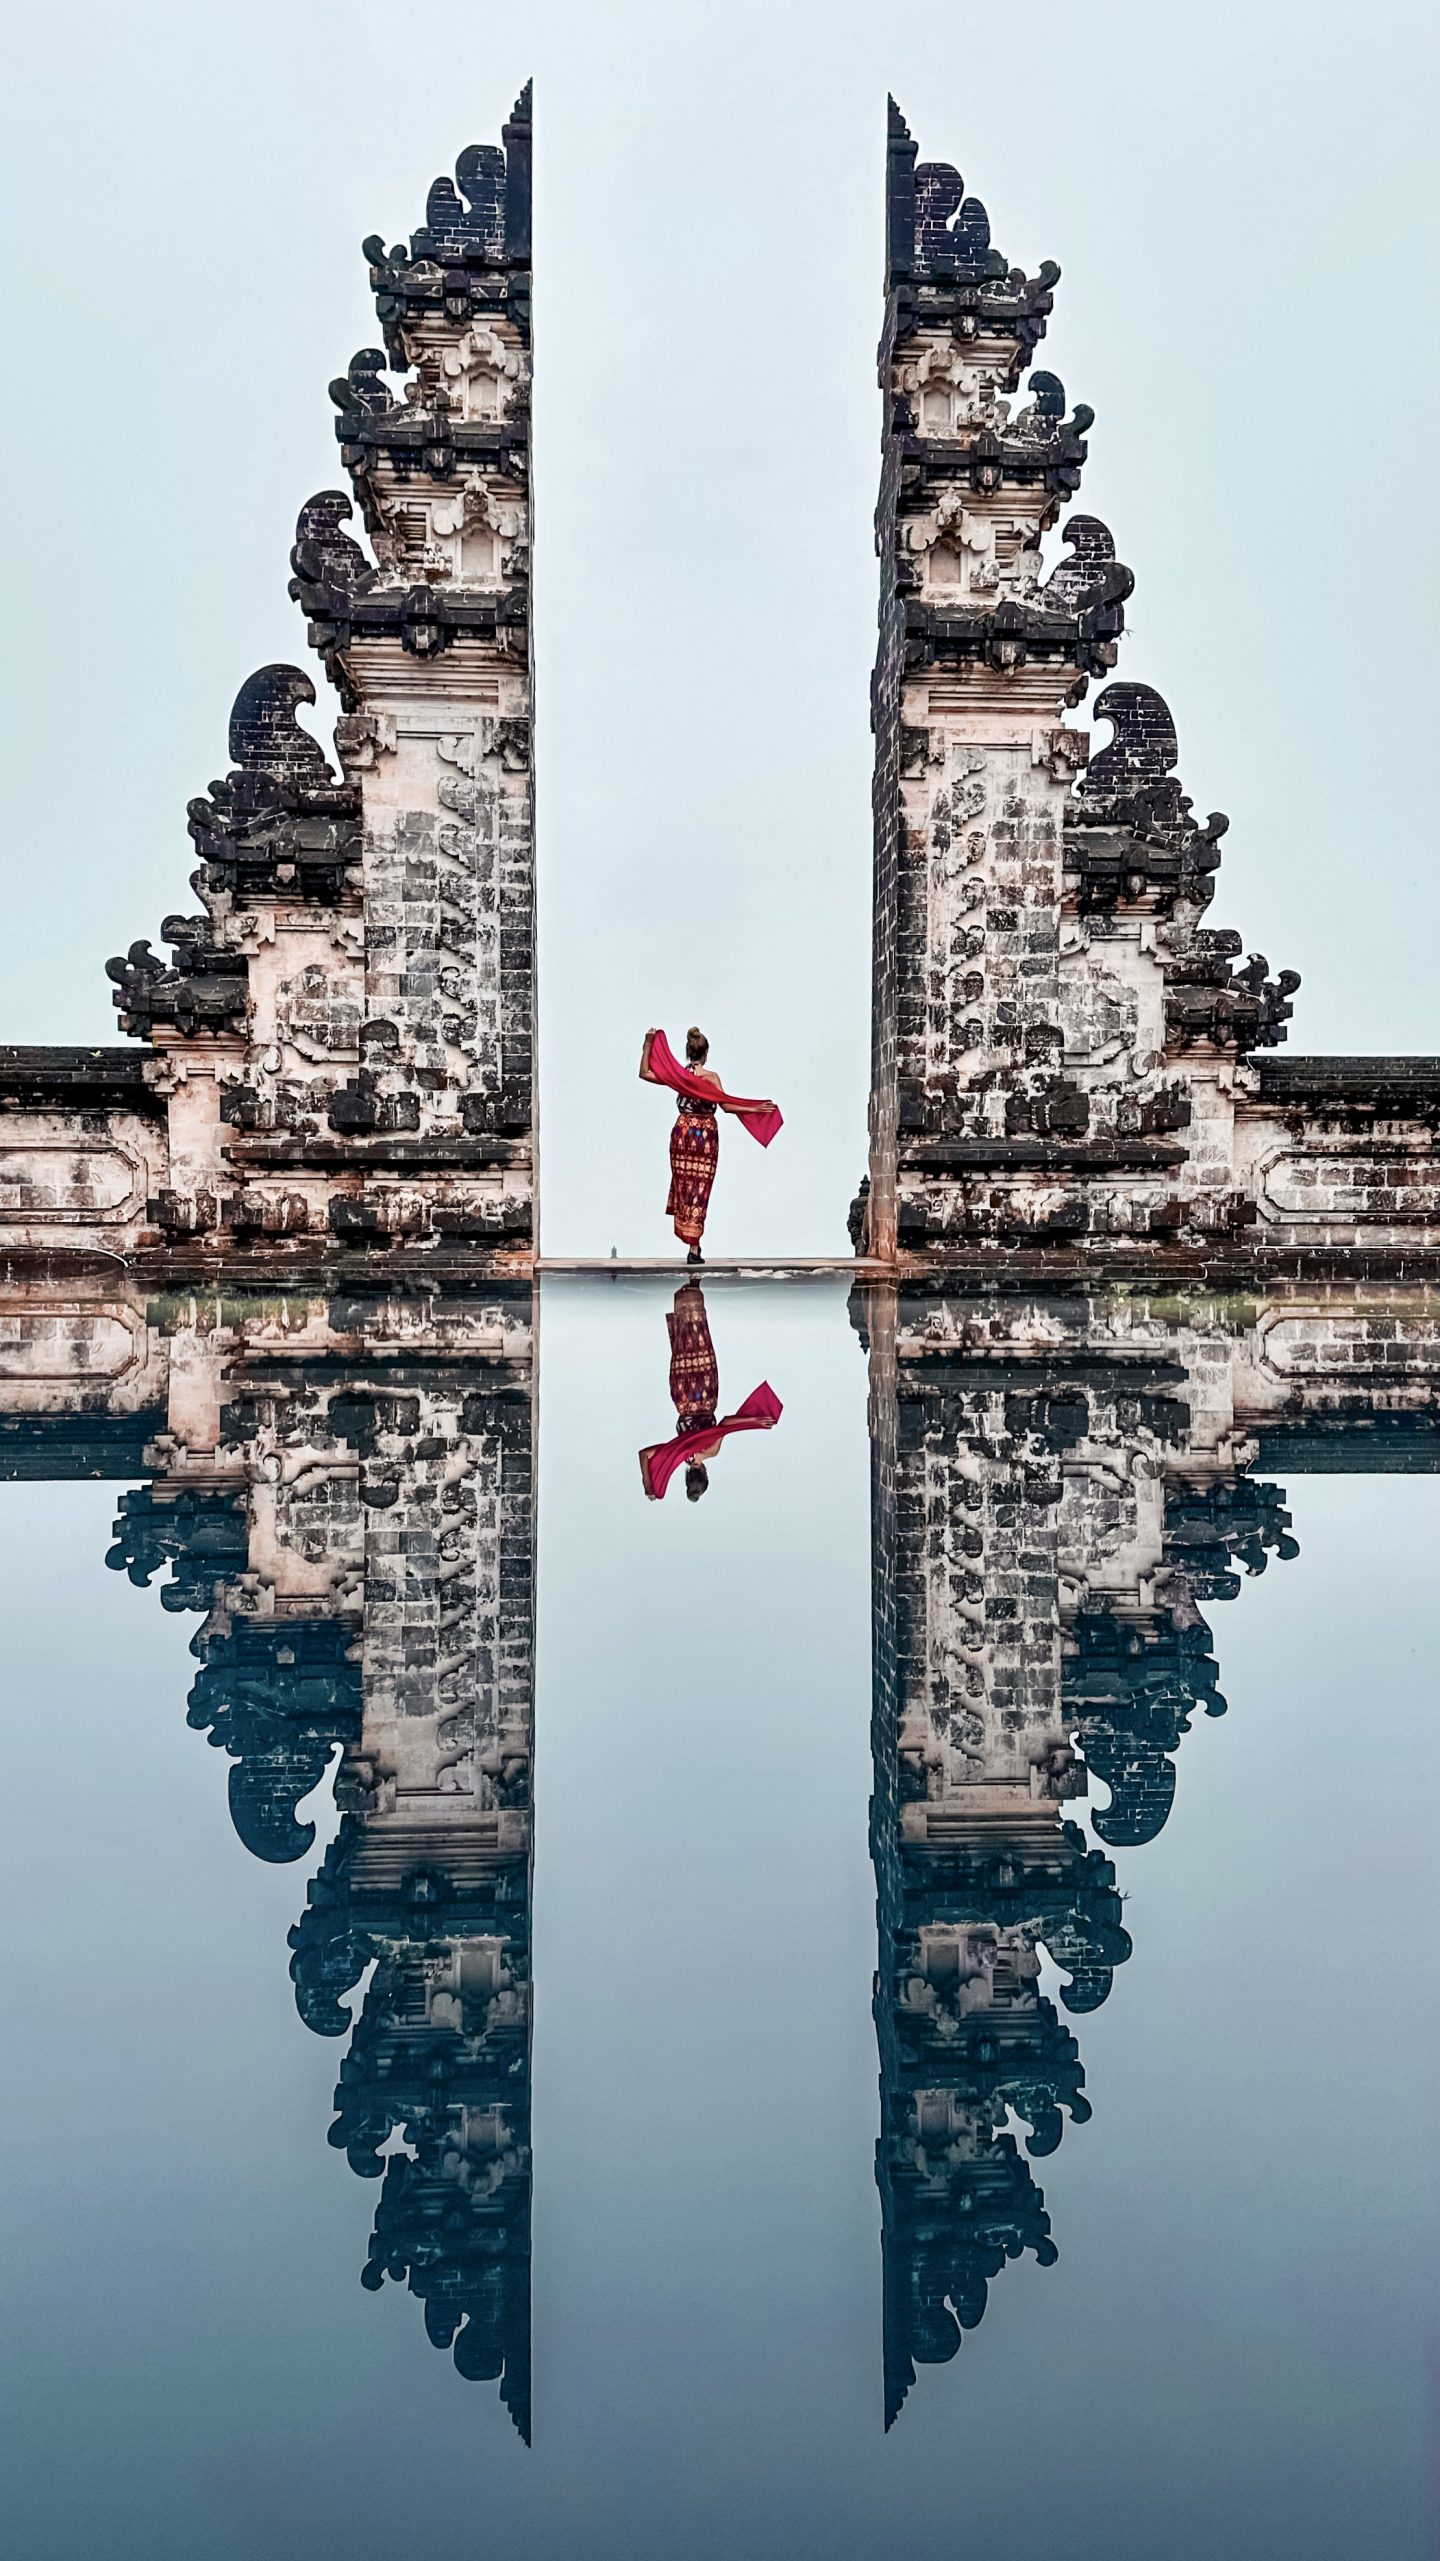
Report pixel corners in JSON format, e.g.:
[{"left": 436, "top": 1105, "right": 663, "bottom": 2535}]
[
  {"left": 440, "top": 323, "right": 526, "bottom": 407},
  {"left": 906, "top": 341, "right": 1014, "bottom": 434}
]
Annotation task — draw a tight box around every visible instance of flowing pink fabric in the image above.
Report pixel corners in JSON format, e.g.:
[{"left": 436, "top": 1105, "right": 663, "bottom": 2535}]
[
  {"left": 639, "top": 1382, "right": 784, "bottom": 1501},
  {"left": 639, "top": 1030, "right": 783, "bottom": 1148}
]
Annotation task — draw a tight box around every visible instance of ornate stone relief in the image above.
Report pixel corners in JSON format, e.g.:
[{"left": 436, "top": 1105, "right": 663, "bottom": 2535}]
[{"left": 863, "top": 102, "right": 1440, "bottom": 1275}]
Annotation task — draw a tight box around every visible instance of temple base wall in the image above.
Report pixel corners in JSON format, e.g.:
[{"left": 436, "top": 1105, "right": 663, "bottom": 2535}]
[{"left": 885, "top": 1067, "right": 1440, "bottom": 1278}]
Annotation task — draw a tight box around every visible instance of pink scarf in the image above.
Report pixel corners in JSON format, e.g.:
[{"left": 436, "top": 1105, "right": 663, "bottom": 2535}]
[
  {"left": 639, "top": 1029, "right": 783, "bottom": 1147},
  {"left": 639, "top": 1382, "right": 784, "bottom": 1500}
]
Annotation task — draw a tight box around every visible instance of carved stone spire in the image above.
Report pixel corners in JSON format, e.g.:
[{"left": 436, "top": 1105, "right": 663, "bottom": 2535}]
[
  {"left": 857, "top": 111, "right": 1390, "bottom": 1275},
  {"left": 91, "top": 98, "right": 538, "bottom": 1264}
]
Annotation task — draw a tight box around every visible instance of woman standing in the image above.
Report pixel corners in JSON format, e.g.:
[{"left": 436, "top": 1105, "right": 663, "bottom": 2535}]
[
  {"left": 639, "top": 1026, "right": 782, "bottom": 1264},
  {"left": 668, "top": 1027, "right": 723, "bottom": 1263}
]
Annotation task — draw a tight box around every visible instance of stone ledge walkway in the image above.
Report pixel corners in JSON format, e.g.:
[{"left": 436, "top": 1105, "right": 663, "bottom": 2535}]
[{"left": 537, "top": 1258, "right": 881, "bottom": 1279}]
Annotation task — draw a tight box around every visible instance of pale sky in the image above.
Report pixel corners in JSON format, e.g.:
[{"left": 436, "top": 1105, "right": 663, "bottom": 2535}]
[{"left": 1, "top": 0, "right": 1435, "bottom": 1254}]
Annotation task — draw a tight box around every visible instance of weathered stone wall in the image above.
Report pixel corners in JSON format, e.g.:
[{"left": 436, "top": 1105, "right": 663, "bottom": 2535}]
[
  {"left": 0, "top": 1051, "right": 169, "bottom": 1262},
  {"left": 864, "top": 105, "right": 1440, "bottom": 1277},
  {"left": 863, "top": 133, "right": 916, "bottom": 1263},
  {"left": 297, "top": 108, "right": 538, "bottom": 1249},
  {"left": 1, "top": 94, "right": 538, "bottom": 1269}
]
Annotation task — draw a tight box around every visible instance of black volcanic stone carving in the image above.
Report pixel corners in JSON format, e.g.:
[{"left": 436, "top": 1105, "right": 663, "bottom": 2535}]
[
  {"left": 328, "top": 347, "right": 394, "bottom": 430},
  {"left": 414, "top": 143, "right": 508, "bottom": 260},
  {"left": 106, "top": 1482, "right": 361, "bottom": 1863},
  {"left": 1069, "top": 681, "right": 1228, "bottom": 910},
  {"left": 1067, "top": 1613, "right": 1225, "bottom": 1849},
  {"left": 880, "top": 2129, "right": 1058, "bottom": 2426},
  {"left": 105, "top": 927, "right": 248, "bottom": 1041},
  {"left": 106, "top": 1484, "right": 248, "bottom": 1608},
  {"left": 287, "top": 1815, "right": 533, "bottom": 2433},
  {"left": 186, "top": 664, "right": 361, "bottom": 904},
  {"left": 363, "top": 85, "right": 533, "bottom": 365},
  {"left": 188, "top": 1622, "right": 362, "bottom": 1865},
  {"left": 1041, "top": 514, "right": 1133, "bottom": 617},
  {"left": 913, "top": 162, "right": 1008, "bottom": 282},
  {"left": 1166, "top": 933, "right": 1302, "bottom": 1054},
  {"left": 108, "top": 665, "right": 363, "bottom": 1036},
  {"left": 886, "top": 100, "right": 1057, "bottom": 360},
  {"left": 290, "top": 491, "right": 377, "bottom": 597},
  {"left": 288, "top": 484, "right": 524, "bottom": 706}
]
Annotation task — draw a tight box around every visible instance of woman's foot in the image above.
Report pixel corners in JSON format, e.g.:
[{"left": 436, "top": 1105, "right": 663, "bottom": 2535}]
[{"left": 687, "top": 1247, "right": 703, "bottom": 1265}]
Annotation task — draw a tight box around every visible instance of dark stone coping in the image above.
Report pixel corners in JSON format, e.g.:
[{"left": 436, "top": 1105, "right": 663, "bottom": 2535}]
[
  {"left": 1256, "top": 1416, "right": 1440, "bottom": 1472},
  {"left": 905, "top": 603, "right": 1095, "bottom": 648},
  {"left": 120, "top": 1244, "right": 538, "bottom": 1279},
  {"left": 1254, "top": 1057, "right": 1440, "bottom": 1112},
  {"left": 900, "top": 435, "right": 1082, "bottom": 471},
  {"left": 0, "top": 1408, "right": 164, "bottom": 1479},
  {"left": 0, "top": 1045, "right": 161, "bottom": 1114},
  {"left": 892, "top": 1350, "right": 1187, "bottom": 1387},
  {"left": 224, "top": 1137, "right": 532, "bottom": 1170},
  {"left": 340, "top": 420, "right": 528, "bottom": 464},
  {"left": 902, "top": 1139, "right": 1187, "bottom": 1172},
  {"left": 294, "top": 581, "right": 526, "bottom": 635},
  {"left": 227, "top": 1356, "right": 532, "bottom": 1391}
]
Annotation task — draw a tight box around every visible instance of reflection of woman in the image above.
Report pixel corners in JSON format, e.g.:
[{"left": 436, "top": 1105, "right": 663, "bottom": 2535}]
[
  {"left": 639, "top": 1281, "right": 782, "bottom": 1502},
  {"left": 668, "top": 1029, "right": 723, "bottom": 1266},
  {"left": 665, "top": 1277, "right": 721, "bottom": 1499},
  {"left": 639, "top": 1026, "right": 782, "bottom": 1265}
]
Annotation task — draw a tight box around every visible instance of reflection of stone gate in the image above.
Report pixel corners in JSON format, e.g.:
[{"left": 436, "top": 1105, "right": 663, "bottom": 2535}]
[
  {"left": 855, "top": 1281, "right": 1440, "bottom": 2422},
  {"left": 0, "top": 90, "right": 536, "bottom": 1270},
  {"left": 860, "top": 101, "right": 1440, "bottom": 1274},
  {"left": 0, "top": 1279, "right": 537, "bottom": 2432},
  {"left": 3, "top": 1269, "right": 1440, "bottom": 2430}
]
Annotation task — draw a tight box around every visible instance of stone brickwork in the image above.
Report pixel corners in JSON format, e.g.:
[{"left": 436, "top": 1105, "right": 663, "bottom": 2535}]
[
  {"left": 7, "top": 1277, "right": 538, "bottom": 2430},
  {"left": 0, "top": 1047, "right": 169, "bottom": 1265},
  {"left": 1, "top": 93, "right": 536, "bottom": 1269},
  {"left": 854, "top": 1276, "right": 1439, "bottom": 2419},
  {"left": 860, "top": 102, "right": 1440, "bottom": 1277}
]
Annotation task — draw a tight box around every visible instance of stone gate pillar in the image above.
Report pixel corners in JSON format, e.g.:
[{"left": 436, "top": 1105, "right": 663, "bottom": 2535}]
[
  {"left": 859, "top": 105, "right": 1317, "bottom": 1275},
  {"left": 291, "top": 88, "right": 537, "bottom": 1250},
  {"left": 96, "top": 93, "right": 539, "bottom": 1264}
]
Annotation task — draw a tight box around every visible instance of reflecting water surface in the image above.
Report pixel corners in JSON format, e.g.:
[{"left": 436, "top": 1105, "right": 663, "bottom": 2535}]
[{"left": 0, "top": 1276, "right": 1435, "bottom": 2559}]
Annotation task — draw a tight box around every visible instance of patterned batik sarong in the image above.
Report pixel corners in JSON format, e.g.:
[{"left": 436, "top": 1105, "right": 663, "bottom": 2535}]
[
  {"left": 667, "top": 1099, "right": 719, "bottom": 1250},
  {"left": 667, "top": 1282, "right": 720, "bottom": 1426}
]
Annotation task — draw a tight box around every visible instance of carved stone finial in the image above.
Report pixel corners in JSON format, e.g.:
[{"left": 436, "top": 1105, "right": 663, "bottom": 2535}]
[
  {"left": 290, "top": 490, "right": 373, "bottom": 597},
  {"left": 1042, "top": 514, "right": 1131, "bottom": 614},
  {"left": 1082, "top": 681, "right": 1179, "bottom": 794},
  {"left": 913, "top": 162, "right": 1008, "bottom": 284},
  {"left": 329, "top": 347, "right": 393, "bottom": 426},
  {"left": 421, "top": 144, "right": 507, "bottom": 258},
  {"left": 1067, "top": 680, "right": 1231, "bottom": 916},
  {"left": 227, "top": 664, "right": 330, "bottom": 781}
]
